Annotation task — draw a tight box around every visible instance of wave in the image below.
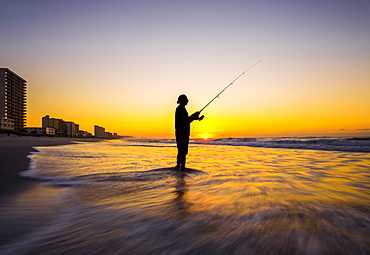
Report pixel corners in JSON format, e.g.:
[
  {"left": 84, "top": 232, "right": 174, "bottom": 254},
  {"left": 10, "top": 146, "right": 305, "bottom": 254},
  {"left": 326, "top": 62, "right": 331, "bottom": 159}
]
[
  {"left": 128, "top": 137, "right": 370, "bottom": 153},
  {"left": 19, "top": 167, "right": 206, "bottom": 187}
]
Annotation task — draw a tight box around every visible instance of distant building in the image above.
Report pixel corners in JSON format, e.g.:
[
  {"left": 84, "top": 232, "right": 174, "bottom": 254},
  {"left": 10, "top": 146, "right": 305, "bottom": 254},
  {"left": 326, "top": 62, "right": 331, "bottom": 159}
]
[
  {"left": 42, "top": 115, "right": 66, "bottom": 135},
  {"left": 25, "top": 127, "right": 44, "bottom": 134},
  {"left": 75, "top": 124, "right": 80, "bottom": 135},
  {"left": 94, "top": 125, "right": 105, "bottom": 137},
  {"left": 0, "top": 68, "right": 27, "bottom": 131},
  {"left": 65, "top": 121, "right": 79, "bottom": 137},
  {"left": 78, "top": 130, "right": 92, "bottom": 137},
  {"left": 45, "top": 126, "right": 56, "bottom": 135},
  {"left": 94, "top": 125, "right": 121, "bottom": 138},
  {"left": 25, "top": 127, "right": 56, "bottom": 135}
]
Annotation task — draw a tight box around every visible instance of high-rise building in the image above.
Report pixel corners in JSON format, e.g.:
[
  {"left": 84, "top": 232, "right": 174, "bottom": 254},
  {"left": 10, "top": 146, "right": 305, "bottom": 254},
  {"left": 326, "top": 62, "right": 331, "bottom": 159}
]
[
  {"left": 42, "top": 115, "right": 66, "bottom": 135},
  {"left": 75, "top": 124, "right": 79, "bottom": 136},
  {"left": 66, "top": 121, "right": 79, "bottom": 137},
  {"left": 94, "top": 125, "right": 105, "bottom": 137},
  {"left": 0, "top": 68, "right": 27, "bottom": 131}
]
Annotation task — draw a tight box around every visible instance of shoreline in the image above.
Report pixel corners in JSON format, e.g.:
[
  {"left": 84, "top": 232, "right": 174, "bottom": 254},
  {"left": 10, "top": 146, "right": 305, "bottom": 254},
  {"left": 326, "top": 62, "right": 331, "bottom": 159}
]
[{"left": 0, "top": 135, "right": 100, "bottom": 246}]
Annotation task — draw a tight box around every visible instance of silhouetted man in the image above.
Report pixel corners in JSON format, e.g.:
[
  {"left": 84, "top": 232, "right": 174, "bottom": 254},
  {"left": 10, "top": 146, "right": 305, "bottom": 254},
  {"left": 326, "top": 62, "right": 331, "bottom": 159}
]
[{"left": 175, "top": 94, "right": 200, "bottom": 171}]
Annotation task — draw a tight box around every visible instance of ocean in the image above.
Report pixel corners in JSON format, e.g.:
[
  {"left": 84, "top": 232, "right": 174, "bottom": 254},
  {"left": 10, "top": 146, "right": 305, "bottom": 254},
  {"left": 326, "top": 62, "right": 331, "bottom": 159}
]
[{"left": 2, "top": 137, "right": 370, "bottom": 254}]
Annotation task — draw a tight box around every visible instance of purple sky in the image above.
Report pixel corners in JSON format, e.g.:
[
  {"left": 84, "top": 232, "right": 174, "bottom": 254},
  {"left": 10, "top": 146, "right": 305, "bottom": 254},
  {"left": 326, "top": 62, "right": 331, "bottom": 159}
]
[{"left": 1, "top": 0, "right": 369, "bottom": 137}]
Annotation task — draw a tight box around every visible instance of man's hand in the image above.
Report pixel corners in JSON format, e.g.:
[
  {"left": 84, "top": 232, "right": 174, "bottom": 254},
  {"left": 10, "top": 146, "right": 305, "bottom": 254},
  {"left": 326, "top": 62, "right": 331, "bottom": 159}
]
[{"left": 191, "top": 111, "right": 200, "bottom": 120}]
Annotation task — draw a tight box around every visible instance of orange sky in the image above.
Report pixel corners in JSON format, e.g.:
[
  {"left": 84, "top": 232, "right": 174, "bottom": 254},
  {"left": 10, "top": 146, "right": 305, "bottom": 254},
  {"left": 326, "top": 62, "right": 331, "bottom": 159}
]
[{"left": 1, "top": 1, "right": 369, "bottom": 138}]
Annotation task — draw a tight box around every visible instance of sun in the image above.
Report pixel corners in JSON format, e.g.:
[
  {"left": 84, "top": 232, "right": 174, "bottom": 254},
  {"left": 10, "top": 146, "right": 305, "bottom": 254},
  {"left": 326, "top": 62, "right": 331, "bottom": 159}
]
[{"left": 200, "top": 134, "right": 212, "bottom": 140}]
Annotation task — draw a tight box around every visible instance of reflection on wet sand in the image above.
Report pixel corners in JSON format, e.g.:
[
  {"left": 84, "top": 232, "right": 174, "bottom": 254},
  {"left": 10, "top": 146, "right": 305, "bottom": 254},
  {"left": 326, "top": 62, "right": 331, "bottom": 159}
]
[{"left": 172, "top": 171, "right": 189, "bottom": 218}]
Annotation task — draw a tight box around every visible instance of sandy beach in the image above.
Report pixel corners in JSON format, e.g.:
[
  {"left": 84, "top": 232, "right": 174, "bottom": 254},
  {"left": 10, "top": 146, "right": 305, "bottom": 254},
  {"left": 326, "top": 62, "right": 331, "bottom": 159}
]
[{"left": 0, "top": 134, "right": 99, "bottom": 246}]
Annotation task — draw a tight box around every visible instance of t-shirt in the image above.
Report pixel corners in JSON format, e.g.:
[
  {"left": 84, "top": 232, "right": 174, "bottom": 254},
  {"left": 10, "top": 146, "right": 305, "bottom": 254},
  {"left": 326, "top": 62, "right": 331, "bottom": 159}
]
[{"left": 175, "top": 105, "right": 190, "bottom": 131}]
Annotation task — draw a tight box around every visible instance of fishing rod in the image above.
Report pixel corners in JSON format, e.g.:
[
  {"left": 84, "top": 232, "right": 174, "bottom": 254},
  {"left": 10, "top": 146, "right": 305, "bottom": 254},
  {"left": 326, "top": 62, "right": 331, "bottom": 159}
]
[{"left": 198, "top": 60, "right": 261, "bottom": 120}]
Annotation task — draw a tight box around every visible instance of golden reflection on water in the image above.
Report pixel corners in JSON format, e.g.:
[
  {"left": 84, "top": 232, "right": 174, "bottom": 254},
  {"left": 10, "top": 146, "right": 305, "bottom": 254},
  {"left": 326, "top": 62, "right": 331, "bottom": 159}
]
[
  {"left": 19, "top": 140, "right": 370, "bottom": 254},
  {"left": 185, "top": 145, "right": 369, "bottom": 213},
  {"left": 33, "top": 140, "right": 370, "bottom": 209}
]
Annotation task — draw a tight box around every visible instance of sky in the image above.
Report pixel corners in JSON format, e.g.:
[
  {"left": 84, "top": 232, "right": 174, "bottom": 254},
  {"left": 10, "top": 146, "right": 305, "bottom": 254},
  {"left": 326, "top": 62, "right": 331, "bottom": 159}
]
[{"left": 1, "top": 0, "right": 369, "bottom": 138}]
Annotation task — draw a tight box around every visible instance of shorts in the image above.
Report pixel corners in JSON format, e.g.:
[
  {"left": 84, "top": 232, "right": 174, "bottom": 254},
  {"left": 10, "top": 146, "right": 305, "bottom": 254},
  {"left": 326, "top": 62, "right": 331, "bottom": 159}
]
[{"left": 175, "top": 130, "right": 189, "bottom": 155}]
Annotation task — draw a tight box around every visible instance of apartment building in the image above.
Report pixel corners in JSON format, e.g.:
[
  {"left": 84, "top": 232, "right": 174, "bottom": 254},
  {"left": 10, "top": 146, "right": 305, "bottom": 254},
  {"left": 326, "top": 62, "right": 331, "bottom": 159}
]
[
  {"left": 78, "top": 130, "right": 92, "bottom": 137},
  {"left": 65, "top": 121, "right": 79, "bottom": 137},
  {"left": 0, "top": 68, "right": 27, "bottom": 131},
  {"left": 42, "top": 115, "right": 66, "bottom": 135},
  {"left": 25, "top": 126, "right": 56, "bottom": 135},
  {"left": 94, "top": 125, "right": 105, "bottom": 137}
]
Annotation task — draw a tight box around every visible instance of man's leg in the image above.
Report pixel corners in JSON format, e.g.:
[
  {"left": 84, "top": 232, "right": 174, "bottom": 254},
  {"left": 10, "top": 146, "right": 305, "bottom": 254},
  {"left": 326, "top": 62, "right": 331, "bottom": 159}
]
[
  {"left": 175, "top": 131, "right": 189, "bottom": 171},
  {"left": 176, "top": 154, "right": 181, "bottom": 169},
  {"left": 180, "top": 155, "right": 186, "bottom": 171},
  {"left": 176, "top": 154, "right": 186, "bottom": 170}
]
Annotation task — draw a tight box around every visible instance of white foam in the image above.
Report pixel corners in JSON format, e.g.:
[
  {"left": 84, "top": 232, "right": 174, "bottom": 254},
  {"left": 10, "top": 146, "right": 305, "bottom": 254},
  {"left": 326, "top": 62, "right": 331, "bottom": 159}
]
[{"left": 126, "top": 137, "right": 370, "bottom": 152}]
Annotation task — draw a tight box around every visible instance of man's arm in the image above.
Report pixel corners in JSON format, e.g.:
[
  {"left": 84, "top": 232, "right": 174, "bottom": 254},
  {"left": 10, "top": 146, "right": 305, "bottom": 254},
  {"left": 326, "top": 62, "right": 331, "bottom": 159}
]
[{"left": 180, "top": 112, "right": 200, "bottom": 124}]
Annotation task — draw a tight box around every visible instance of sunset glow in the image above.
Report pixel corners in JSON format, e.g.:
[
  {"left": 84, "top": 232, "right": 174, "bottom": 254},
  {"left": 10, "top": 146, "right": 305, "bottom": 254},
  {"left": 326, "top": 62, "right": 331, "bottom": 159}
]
[
  {"left": 199, "top": 134, "right": 212, "bottom": 140},
  {"left": 1, "top": 0, "right": 369, "bottom": 138}
]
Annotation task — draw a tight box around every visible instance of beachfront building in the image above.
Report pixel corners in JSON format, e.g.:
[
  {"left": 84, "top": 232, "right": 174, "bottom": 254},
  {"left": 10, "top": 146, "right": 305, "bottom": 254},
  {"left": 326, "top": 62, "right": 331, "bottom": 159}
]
[
  {"left": 78, "top": 130, "right": 92, "bottom": 137},
  {"left": 45, "top": 126, "right": 56, "bottom": 135},
  {"left": 94, "top": 125, "right": 105, "bottom": 137},
  {"left": 42, "top": 115, "right": 66, "bottom": 135},
  {"left": 76, "top": 124, "right": 80, "bottom": 136},
  {"left": 0, "top": 68, "right": 27, "bottom": 131},
  {"left": 66, "top": 121, "right": 79, "bottom": 137},
  {"left": 94, "top": 125, "right": 121, "bottom": 138},
  {"left": 25, "top": 126, "right": 56, "bottom": 135}
]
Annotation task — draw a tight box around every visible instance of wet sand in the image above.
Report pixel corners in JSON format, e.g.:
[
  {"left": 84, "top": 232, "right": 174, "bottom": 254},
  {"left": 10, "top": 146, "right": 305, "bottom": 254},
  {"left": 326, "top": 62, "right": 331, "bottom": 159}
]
[{"left": 0, "top": 135, "right": 98, "bottom": 246}]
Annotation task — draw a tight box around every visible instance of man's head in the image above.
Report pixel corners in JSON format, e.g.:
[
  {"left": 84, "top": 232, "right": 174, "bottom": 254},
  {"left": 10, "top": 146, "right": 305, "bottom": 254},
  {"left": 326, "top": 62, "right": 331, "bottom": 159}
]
[{"left": 177, "top": 94, "right": 188, "bottom": 105}]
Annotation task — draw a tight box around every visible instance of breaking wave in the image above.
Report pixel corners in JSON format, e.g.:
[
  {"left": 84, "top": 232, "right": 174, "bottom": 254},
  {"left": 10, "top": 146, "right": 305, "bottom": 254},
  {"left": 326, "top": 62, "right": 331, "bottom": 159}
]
[{"left": 128, "top": 137, "right": 370, "bottom": 153}]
